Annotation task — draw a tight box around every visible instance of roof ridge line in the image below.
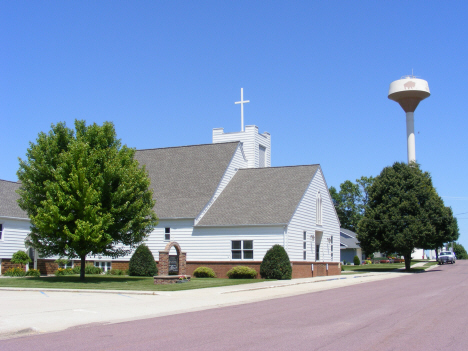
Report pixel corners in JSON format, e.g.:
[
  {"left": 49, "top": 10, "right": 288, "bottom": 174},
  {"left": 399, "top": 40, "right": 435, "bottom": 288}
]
[
  {"left": 0, "top": 179, "right": 20, "bottom": 184},
  {"left": 136, "top": 141, "right": 240, "bottom": 152},
  {"left": 237, "top": 164, "right": 320, "bottom": 171}
]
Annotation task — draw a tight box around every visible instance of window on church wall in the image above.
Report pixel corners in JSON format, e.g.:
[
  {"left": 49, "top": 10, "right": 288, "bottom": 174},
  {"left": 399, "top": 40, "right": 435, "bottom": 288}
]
[
  {"left": 316, "top": 244, "right": 320, "bottom": 261},
  {"left": 0, "top": 223, "right": 3, "bottom": 240},
  {"left": 303, "top": 231, "right": 307, "bottom": 260},
  {"left": 316, "top": 192, "right": 322, "bottom": 225},
  {"left": 232, "top": 240, "right": 253, "bottom": 259},
  {"left": 94, "top": 261, "right": 111, "bottom": 272},
  {"left": 259, "top": 145, "right": 266, "bottom": 168},
  {"left": 165, "top": 227, "right": 170, "bottom": 241}
]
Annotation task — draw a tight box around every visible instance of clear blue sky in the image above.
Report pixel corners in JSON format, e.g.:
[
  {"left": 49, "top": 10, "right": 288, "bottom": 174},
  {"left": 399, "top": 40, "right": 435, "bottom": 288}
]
[{"left": 1, "top": 1, "right": 467, "bottom": 249}]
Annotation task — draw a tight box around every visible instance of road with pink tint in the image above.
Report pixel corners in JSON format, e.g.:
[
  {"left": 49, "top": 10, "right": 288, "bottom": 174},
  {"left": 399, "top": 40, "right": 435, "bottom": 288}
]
[{"left": 2, "top": 262, "right": 467, "bottom": 351}]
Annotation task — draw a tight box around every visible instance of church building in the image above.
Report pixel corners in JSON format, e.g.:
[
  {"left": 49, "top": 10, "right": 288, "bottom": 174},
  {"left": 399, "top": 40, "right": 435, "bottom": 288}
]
[
  {"left": 0, "top": 125, "right": 341, "bottom": 278},
  {"left": 0, "top": 94, "right": 341, "bottom": 278}
]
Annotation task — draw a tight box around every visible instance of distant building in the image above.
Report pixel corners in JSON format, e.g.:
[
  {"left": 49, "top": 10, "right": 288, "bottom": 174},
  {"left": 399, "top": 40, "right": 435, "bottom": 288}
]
[{"left": 340, "top": 228, "right": 365, "bottom": 263}]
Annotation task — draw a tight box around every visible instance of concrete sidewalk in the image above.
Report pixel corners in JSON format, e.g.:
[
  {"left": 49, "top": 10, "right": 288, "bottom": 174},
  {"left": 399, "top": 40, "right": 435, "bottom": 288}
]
[{"left": 0, "top": 271, "right": 411, "bottom": 340}]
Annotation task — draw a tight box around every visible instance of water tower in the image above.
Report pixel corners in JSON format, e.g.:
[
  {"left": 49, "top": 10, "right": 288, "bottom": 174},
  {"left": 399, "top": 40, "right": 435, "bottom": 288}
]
[{"left": 388, "top": 75, "right": 430, "bottom": 163}]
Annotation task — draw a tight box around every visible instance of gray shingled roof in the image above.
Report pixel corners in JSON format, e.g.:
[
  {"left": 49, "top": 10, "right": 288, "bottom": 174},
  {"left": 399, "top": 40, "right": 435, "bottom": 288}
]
[
  {"left": 340, "top": 228, "right": 360, "bottom": 249},
  {"left": 196, "top": 165, "right": 319, "bottom": 226},
  {"left": 135, "top": 142, "right": 240, "bottom": 219},
  {"left": 0, "top": 180, "right": 28, "bottom": 219}
]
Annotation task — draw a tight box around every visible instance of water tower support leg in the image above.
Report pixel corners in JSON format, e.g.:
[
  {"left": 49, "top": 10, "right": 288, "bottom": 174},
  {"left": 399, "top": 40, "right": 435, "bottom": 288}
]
[{"left": 406, "top": 112, "right": 416, "bottom": 163}]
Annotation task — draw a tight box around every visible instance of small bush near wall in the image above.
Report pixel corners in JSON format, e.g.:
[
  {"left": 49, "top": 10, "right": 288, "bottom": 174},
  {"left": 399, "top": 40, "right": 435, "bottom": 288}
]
[
  {"left": 260, "top": 244, "right": 292, "bottom": 280},
  {"left": 4, "top": 267, "right": 27, "bottom": 277},
  {"left": 11, "top": 251, "right": 32, "bottom": 268},
  {"left": 71, "top": 264, "right": 102, "bottom": 275},
  {"left": 129, "top": 244, "right": 158, "bottom": 277},
  {"left": 353, "top": 255, "right": 361, "bottom": 266},
  {"left": 106, "top": 269, "right": 127, "bottom": 276},
  {"left": 193, "top": 267, "right": 216, "bottom": 278},
  {"left": 55, "top": 268, "right": 75, "bottom": 276},
  {"left": 26, "top": 269, "right": 41, "bottom": 277},
  {"left": 226, "top": 266, "right": 257, "bottom": 279}
]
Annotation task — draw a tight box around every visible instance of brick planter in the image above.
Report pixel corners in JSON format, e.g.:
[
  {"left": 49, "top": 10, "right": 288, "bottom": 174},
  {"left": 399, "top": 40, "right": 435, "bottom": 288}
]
[{"left": 154, "top": 275, "right": 191, "bottom": 285}]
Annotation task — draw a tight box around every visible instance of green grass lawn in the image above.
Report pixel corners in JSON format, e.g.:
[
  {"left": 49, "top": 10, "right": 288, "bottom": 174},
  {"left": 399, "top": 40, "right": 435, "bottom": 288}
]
[
  {"left": 342, "top": 263, "right": 405, "bottom": 272},
  {"left": 342, "top": 260, "right": 437, "bottom": 273},
  {"left": 0, "top": 275, "right": 275, "bottom": 291}
]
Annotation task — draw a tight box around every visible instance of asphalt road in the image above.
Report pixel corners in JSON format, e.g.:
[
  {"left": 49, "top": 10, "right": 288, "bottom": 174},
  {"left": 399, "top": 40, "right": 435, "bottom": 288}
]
[{"left": 1, "top": 262, "right": 467, "bottom": 350}]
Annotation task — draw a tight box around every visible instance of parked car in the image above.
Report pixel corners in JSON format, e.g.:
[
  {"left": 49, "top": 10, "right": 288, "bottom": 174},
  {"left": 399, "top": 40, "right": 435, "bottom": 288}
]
[{"left": 438, "top": 251, "right": 456, "bottom": 264}]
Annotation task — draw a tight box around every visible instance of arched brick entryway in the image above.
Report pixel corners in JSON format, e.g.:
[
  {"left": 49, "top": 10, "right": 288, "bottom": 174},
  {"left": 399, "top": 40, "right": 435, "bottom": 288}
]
[{"left": 158, "top": 242, "right": 187, "bottom": 276}]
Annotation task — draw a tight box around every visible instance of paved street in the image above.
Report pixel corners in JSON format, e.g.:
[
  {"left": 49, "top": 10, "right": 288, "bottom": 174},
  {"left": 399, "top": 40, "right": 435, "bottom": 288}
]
[{"left": 1, "top": 262, "right": 467, "bottom": 350}]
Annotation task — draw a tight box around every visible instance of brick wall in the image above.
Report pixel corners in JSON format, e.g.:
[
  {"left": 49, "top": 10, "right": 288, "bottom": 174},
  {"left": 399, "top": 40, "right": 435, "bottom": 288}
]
[
  {"left": 1, "top": 259, "right": 24, "bottom": 274},
  {"left": 14, "top": 259, "right": 340, "bottom": 278},
  {"left": 186, "top": 261, "right": 262, "bottom": 279},
  {"left": 185, "top": 261, "right": 341, "bottom": 279}
]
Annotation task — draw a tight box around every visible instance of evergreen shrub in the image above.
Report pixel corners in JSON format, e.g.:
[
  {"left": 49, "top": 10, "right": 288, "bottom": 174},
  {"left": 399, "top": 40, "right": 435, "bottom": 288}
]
[
  {"left": 353, "top": 255, "right": 361, "bottom": 266},
  {"left": 193, "top": 267, "right": 216, "bottom": 278},
  {"left": 260, "top": 244, "right": 292, "bottom": 280},
  {"left": 129, "top": 244, "right": 158, "bottom": 276},
  {"left": 226, "top": 266, "right": 257, "bottom": 279}
]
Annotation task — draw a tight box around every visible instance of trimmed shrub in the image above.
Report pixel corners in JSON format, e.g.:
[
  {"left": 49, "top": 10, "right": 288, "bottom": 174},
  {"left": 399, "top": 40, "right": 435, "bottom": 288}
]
[
  {"left": 129, "top": 244, "right": 158, "bottom": 276},
  {"left": 193, "top": 267, "right": 216, "bottom": 278},
  {"left": 353, "top": 255, "right": 361, "bottom": 266},
  {"left": 11, "top": 250, "right": 32, "bottom": 267},
  {"left": 260, "top": 244, "right": 292, "bottom": 280},
  {"left": 226, "top": 266, "right": 257, "bottom": 279},
  {"left": 4, "top": 267, "right": 26, "bottom": 277},
  {"left": 26, "top": 269, "right": 41, "bottom": 277}
]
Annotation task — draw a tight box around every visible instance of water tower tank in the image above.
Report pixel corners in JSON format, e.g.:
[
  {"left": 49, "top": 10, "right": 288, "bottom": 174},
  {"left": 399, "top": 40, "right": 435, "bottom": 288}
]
[
  {"left": 388, "top": 76, "right": 430, "bottom": 163},
  {"left": 388, "top": 76, "right": 430, "bottom": 112}
]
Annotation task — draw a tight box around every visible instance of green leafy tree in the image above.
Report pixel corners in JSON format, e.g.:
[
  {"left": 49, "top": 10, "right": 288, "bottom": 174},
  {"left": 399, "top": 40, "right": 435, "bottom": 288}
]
[
  {"left": 357, "top": 162, "right": 446, "bottom": 271},
  {"left": 453, "top": 242, "right": 468, "bottom": 259},
  {"left": 17, "top": 120, "right": 158, "bottom": 280},
  {"left": 329, "top": 176, "right": 374, "bottom": 232},
  {"left": 426, "top": 206, "right": 459, "bottom": 261}
]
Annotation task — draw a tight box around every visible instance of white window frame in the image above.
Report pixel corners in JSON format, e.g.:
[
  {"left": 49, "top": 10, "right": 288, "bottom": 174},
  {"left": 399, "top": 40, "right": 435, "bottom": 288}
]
[
  {"left": 94, "top": 261, "right": 111, "bottom": 272},
  {"left": 303, "top": 231, "right": 307, "bottom": 261},
  {"left": 316, "top": 192, "right": 322, "bottom": 225},
  {"left": 164, "top": 227, "right": 171, "bottom": 241},
  {"left": 231, "top": 240, "right": 254, "bottom": 260},
  {"left": 259, "top": 145, "right": 266, "bottom": 168}
]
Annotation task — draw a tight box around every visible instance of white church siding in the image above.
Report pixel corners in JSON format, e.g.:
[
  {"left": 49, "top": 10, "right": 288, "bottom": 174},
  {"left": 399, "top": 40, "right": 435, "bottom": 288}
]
[
  {"left": 190, "top": 225, "right": 284, "bottom": 261},
  {"left": 287, "top": 167, "right": 340, "bottom": 262},
  {"left": 213, "top": 125, "right": 271, "bottom": 168},
  {"left": 0, "top": 218, "right": 30, "bottom": 258},
  {"left": 143, "top": 220, "right": 284, "bottom": 262}
]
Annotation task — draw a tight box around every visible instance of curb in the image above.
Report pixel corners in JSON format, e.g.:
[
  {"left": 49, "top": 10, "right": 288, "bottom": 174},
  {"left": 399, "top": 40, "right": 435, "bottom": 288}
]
[{"left": 0, "top": 287, "right": 159, "bottom": 295}]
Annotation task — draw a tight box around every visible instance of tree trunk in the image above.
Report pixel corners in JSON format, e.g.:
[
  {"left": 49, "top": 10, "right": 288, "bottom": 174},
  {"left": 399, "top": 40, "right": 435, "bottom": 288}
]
[
  {"left": 80, "top": 255, "right": 86, "bottom": 281},
  {"left": 435, "top": 248, "right": 439, "bottom": 261},
  {"left": 404, "top": 253, "right": 412, "bottom": 271}
]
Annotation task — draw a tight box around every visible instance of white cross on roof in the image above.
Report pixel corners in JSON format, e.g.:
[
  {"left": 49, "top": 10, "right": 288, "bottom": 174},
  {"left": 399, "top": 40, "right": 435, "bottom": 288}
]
[{"left": 235, "top": 88, "right": 250, "bottom": 132}]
